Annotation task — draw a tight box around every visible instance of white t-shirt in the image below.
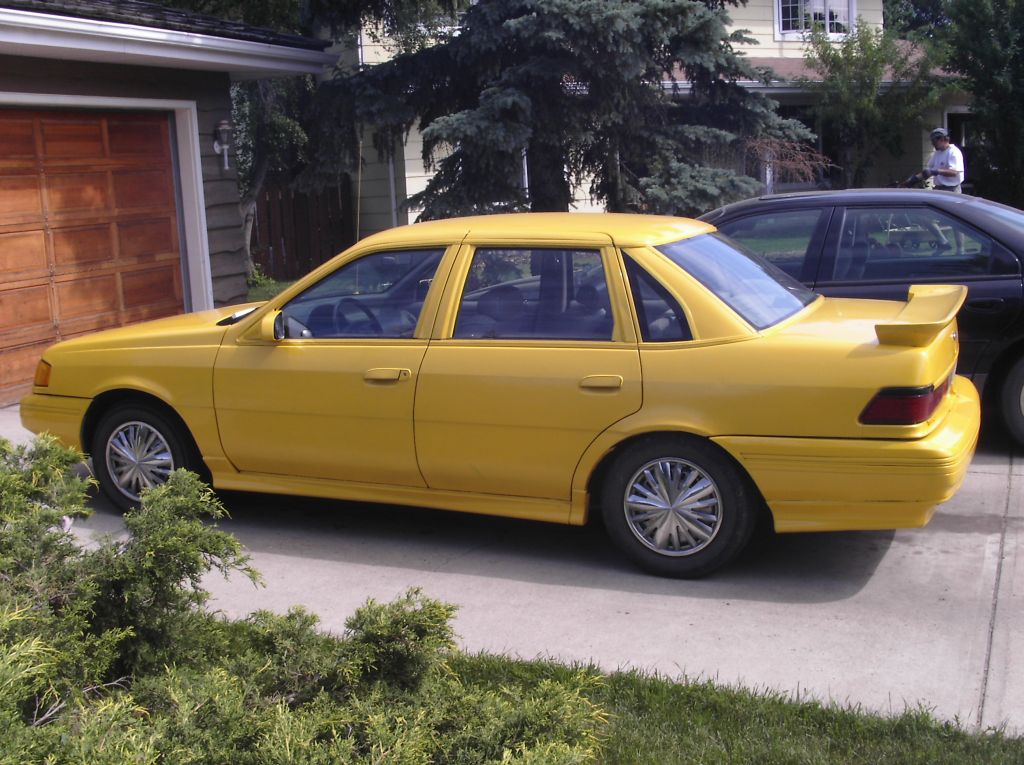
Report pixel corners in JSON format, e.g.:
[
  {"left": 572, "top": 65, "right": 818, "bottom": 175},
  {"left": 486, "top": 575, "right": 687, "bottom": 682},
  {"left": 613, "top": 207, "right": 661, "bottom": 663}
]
[{"left": 928, "top": 144, "right": 965, "bottom": 187}]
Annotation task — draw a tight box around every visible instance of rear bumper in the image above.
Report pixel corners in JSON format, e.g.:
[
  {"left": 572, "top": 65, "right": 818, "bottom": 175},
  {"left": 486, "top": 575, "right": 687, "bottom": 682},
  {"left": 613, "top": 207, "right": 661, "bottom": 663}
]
[
  {"left": 19, "top": 392, "right": 90, "bottom": 451},
  {"left": 714, "top": 376, "right": 980, "bottom": 532}
]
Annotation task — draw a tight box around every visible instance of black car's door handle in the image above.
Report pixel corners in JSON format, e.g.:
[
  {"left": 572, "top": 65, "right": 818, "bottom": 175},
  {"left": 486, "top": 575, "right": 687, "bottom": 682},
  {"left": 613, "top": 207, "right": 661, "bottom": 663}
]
[{"left": 965, "top": 298, "right": 1006, "bottom": 313}]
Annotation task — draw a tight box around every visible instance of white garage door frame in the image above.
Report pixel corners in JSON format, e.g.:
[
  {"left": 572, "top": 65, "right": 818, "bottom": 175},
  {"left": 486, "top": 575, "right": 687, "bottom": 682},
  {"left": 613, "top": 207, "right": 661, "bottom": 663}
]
[{"left": 0, "top": 91, "right": 214, "bottom": 312}]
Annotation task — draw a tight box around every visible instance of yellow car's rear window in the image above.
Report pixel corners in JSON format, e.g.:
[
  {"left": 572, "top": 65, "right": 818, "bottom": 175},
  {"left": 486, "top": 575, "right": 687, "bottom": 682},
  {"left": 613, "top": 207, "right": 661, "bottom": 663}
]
[{"left": 657, "top": 232, "right": 817, "bottom": 330}]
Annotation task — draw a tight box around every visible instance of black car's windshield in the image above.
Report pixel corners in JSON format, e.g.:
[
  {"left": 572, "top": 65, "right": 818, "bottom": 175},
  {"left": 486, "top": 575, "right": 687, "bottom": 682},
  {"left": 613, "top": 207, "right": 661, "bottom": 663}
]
[{"left": 656, "top": 232, "right": 817, "bottom": 330}]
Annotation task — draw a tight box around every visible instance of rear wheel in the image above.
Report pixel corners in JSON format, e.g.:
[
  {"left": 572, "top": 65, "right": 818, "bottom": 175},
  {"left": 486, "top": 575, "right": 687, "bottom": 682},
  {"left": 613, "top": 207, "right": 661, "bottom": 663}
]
[
  {"left": 1000, "top": 356, "right": 1024, "bottom": 445},
  {"left": 600, "top": 437, "right": 758, "bottom": 578},
  {"left": 92, "top": 405, "right": 195, "bottom": 512}
]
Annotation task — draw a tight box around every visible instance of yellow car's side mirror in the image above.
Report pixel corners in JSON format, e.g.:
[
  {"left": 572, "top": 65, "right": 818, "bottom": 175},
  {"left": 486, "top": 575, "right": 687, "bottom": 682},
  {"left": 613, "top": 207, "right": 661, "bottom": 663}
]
[{"left": 258, "top": 310, "right": 285, "bottom": 342}]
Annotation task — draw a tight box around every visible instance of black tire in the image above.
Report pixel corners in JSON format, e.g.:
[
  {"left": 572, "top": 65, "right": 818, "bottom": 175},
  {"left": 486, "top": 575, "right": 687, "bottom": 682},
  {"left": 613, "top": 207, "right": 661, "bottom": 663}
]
[
  {"left": 91, "top": 405, "right": 195, "bottom": 512},
  {"left": 600, "top": 436, "right": 759, "bottom": 578},
  {"left": 1000, "top": 356, "right": 1024, "bottom": 446}
]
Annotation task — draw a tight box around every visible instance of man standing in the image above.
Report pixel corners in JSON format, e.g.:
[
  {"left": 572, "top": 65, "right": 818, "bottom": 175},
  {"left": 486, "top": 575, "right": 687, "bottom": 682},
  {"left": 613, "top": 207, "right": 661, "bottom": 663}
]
[{"left": 905, "top": 127, "right": 965, "bottom": 192}]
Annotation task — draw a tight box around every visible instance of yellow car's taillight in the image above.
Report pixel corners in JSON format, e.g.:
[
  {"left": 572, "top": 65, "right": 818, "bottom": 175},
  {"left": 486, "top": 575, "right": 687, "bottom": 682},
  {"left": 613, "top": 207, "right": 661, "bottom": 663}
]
[
  {"left": 859, "top": 373, "right": 953, "bottom": 425},
  {"left": 33, "top": 360, "right": 52, "bottom": 387}
]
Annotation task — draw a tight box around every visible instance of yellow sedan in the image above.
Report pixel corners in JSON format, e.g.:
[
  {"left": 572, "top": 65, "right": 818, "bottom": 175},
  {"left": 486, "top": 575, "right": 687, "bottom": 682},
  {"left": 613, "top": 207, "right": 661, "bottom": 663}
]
[{"left": 21, "top": 213, "right": 980, "bottom": 577}]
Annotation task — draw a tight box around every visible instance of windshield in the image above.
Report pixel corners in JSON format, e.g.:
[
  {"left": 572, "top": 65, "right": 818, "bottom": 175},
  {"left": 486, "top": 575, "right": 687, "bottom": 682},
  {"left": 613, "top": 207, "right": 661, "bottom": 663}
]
[{"left": 656, "top": 232, "right": 817, "bottom": 330}]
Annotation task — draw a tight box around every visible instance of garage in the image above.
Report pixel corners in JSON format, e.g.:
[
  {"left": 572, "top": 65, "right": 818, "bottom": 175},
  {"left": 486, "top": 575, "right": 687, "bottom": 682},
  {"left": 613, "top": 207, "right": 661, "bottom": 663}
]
[
  {"left": 0, "top": 1, "right": 335, "bottom": 408},
  {"left": 0, "top": 109, "right": 185, "bottom": 404}
]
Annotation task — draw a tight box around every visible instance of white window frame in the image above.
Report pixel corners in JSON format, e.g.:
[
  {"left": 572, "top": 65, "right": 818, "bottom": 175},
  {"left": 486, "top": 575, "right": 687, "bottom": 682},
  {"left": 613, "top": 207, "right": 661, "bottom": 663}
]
[{"left": 775, "top": 0, "right": 855, "bottom": 40}]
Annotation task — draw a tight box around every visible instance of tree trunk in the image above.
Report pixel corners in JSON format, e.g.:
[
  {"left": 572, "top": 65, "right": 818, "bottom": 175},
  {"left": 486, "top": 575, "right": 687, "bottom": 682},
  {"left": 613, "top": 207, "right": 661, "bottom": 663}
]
[
  {"left": 526, "top": 139, "right": 571, "bottom": 212},
  {"left": 238, "top": 137, "right": 270, "bottom": 276},
  {"left": 605, "top": 147, "right": 628, "bottom": 213}
]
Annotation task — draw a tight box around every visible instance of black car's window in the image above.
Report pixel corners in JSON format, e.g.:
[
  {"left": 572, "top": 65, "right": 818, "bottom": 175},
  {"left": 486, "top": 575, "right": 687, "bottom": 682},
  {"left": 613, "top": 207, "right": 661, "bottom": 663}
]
[
  {"left": 623, "top": 255, "right": 692, "bottom": 341},
  {"left": 828, "top": 207, "right": 1018, "bottom": 282},
  {"left": 715, "top": 209, "right": 825, "bottom": 280},
  {"left": 657, "top": 233, "right": 817, "bottom": 330},
  {"left": 281, "top": 248, "right": 445, "bottom": 338},
  {"left": 454, "top": 248, "right": 612, "bottom": 341}
]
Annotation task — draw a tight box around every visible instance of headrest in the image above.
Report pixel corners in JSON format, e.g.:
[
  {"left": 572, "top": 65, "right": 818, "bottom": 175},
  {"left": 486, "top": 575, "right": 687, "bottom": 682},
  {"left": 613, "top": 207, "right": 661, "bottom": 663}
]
[
  {"left": 477, "top": 284, "right": 524, "bottom": 321},
  {"left": 576, "top": 283, "right": 608, "bottom": 311}
]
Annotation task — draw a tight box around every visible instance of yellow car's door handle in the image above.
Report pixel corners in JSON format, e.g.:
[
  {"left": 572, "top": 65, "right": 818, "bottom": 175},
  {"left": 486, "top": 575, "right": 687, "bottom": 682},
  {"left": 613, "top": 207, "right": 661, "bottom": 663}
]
[
  {"left": 579, "top": 374, "right": 623, "bottom": 390},
  {"left": 364, "top": 368, "right": 411, "bottom": 382}
]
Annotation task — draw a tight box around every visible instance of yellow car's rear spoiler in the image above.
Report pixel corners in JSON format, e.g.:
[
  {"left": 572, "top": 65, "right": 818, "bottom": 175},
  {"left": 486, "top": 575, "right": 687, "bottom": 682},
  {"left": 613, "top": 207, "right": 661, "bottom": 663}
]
[{"left": 875, "top": 284, "right": 967, "bottom": 347}]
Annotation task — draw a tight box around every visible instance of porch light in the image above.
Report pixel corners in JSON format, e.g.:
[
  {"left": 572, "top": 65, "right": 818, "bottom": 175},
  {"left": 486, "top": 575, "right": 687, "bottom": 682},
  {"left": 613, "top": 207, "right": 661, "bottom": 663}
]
[{"left": 213, "top": 119, "right": 233, "bottom": 170}]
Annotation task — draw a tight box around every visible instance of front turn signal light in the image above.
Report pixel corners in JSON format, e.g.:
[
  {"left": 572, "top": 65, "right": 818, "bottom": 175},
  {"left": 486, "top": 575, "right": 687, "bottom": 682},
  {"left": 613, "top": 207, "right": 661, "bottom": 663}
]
[{"left": 33, "top": 360, "right": 51, "bottom": 387}]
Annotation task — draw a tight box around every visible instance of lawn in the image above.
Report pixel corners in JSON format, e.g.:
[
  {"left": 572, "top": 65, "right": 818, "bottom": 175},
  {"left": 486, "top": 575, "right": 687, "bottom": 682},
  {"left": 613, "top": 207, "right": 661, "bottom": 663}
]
[
  {"left": 245, "top": 262, "right": 295, "bottom": 302},
  {"left": 247, "top": 274, "right": 294, "bottom": 302},
  {"left": 454, "top": 654, "right": 1023, "bottom": 764}
]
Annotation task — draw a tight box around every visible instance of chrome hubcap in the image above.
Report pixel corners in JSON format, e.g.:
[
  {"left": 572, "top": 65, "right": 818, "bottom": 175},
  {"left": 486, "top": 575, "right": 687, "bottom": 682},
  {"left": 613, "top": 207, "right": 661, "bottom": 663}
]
[
  {"left": 105, "top": 421, "right": 174, "bottom": 502},
  {"left": 623, "top": 458, "right": 723, "bottom": 557}
]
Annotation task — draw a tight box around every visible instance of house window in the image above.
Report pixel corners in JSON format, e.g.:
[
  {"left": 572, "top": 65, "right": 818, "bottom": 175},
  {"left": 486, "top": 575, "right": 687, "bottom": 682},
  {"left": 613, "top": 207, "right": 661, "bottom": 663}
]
[{"left": 779, "top": 0, "right": 850, "bottom": 34}]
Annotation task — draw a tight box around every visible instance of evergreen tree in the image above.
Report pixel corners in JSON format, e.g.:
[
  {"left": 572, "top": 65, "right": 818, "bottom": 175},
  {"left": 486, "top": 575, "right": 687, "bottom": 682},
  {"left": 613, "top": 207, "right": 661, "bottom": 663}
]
[{"left": 311, "top": 0, "right": 808, "bottom": 218}]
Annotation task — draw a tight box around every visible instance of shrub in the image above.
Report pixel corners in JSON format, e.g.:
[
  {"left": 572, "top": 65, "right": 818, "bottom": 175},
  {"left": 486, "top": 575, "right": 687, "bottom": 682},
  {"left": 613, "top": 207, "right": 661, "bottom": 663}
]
[
  {"left": 345, "top": 588, "right": 457, "bottom": 691},
  {"left": 84, "top": 470, "right": 261, "bottom": 675},
  {"left": 0, "top": 436, "right": 606, "bottom": 764}
]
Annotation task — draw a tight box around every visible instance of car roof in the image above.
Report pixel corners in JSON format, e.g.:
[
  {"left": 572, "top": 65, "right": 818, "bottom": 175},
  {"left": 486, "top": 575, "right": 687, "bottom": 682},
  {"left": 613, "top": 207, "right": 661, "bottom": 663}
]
[
  {"left": 357, "top": 212, "right": 715, "bottom": 249},
  {"left": 700, "top": 188, "right": 1002, "bottom": 220}
]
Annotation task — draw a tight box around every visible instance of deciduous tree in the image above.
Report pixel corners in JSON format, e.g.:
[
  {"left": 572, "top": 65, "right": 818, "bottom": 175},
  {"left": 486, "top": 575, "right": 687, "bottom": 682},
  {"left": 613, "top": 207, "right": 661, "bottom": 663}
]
[
  {"left": 799, "top": 23, "right": 942, "bottom": 188},
  {"left": 944, "top": 0, "right": 1024, "bottom": 207}
]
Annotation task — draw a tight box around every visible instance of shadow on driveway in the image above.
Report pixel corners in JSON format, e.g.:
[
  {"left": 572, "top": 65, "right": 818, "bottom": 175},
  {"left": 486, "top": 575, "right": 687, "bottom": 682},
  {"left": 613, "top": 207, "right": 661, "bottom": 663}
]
[{"left": 79, "top": 418, "right": 1017, "bottom": 607}]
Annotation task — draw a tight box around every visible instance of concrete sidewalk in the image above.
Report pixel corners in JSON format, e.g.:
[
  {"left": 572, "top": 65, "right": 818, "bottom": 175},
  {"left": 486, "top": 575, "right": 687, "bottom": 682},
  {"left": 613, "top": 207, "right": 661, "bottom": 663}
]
[
  {"left": 4, "top": 402, "right": 1022, "bottom": 734},
  {"left": 0, "top": 404, "right": 32, "bottom": 444}
]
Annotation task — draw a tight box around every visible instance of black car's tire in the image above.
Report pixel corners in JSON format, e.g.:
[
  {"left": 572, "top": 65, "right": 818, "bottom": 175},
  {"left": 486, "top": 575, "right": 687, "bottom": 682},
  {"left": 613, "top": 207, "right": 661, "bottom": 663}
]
[
  {"left": 92, "top": 405, "right": 195, "bottom": 512},
  {"left": 600, "top": 436, "right": 759, "bottom": 578},
  {"left": 1000, "top": 356, "right": 1024, "bottom": 445}
]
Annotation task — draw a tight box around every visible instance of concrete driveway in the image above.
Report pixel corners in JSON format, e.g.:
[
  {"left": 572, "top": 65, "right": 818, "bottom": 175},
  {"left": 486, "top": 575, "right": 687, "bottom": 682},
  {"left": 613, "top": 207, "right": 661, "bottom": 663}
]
[{"left": 2, "top": 403, "right": 1020, "bottom": 733}]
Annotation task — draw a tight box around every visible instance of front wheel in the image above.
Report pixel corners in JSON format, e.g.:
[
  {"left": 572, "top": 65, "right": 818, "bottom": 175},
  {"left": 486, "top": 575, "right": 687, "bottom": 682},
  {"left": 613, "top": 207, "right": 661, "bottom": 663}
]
[
  {"left": 999, "top": 356, "right": 1024, "bottom": 445},
  {"left": 600, "top": 437, "right": 759, "bottom": 578},
  {"left": 92, "top": 405, "right": 195, "bottom": 512}
]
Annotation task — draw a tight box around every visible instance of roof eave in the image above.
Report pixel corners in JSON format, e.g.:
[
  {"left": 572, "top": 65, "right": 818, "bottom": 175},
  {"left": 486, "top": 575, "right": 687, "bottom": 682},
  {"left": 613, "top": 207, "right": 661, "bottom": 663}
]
[
  {"left": 660, "top": 78, "right": 909, "bottom": 96},
  {"left": 0, "top": 7, "right": 337, "bottom": 79}
]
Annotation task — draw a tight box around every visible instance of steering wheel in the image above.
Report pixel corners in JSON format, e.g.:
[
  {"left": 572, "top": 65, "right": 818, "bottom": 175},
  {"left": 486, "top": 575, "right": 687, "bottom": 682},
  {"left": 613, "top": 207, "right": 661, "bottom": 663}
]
[{"left": 333, "top": 297, "right": 383, "bottom": 335}]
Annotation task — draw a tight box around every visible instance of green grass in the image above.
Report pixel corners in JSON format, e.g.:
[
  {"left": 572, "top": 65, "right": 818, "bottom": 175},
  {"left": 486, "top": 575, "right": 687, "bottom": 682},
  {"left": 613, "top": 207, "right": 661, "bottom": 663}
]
[
  {"left": 735, "top": 236, "right": 810, "bottom": 257},
  {"left": 451, "top": 654, "right": 1023, "bottom": 764},
  {"left": 246, "top": 276, "right": 294, "bottom": 302}
]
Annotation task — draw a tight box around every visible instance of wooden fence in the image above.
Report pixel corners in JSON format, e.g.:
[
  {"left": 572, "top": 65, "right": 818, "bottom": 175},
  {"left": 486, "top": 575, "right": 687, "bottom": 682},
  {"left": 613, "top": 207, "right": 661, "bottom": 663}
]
[{"left": 250, "top": 181, "right": 355, "bottom": 281}]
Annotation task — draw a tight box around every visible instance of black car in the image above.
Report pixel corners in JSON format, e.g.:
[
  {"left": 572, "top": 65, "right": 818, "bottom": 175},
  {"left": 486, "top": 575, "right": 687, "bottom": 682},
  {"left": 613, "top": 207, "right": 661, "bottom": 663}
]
[{"left": 699, "top": 189, "right": 1024, "bottom": 442}]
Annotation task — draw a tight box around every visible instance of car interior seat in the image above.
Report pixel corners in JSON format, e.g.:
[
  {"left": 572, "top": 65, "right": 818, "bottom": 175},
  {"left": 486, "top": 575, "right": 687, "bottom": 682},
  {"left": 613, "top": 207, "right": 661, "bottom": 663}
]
[{"left": 454, "top": 283, "right": 525, "bottom": 338}]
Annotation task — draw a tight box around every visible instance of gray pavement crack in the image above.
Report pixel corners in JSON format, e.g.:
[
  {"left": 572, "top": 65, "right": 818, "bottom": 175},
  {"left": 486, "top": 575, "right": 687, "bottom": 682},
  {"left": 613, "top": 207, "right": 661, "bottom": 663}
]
[{"left": 975, "top": 456, "right": 1013, "bottom": 729}]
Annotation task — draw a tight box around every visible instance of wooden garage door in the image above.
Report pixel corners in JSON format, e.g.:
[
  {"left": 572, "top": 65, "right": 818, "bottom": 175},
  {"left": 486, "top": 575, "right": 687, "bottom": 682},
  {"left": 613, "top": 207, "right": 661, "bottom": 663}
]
[{"left": 0, "top": 109, "right": 184, "bottom": 405}]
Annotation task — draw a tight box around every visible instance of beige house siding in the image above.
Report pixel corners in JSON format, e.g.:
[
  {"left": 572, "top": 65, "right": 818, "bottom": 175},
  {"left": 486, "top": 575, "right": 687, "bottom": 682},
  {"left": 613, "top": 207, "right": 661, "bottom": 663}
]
[
  {"left": 402, "top": 126, "right": 432, "bottom": 223},
  {"left": 732, "top": 0, "right": 884, "bottom": 58},
  {"left": 0, "top": 54, "right": 247, "bottom": 306},
  {"left": 354, "top": 130, "right": 403, "bottom": 238}
]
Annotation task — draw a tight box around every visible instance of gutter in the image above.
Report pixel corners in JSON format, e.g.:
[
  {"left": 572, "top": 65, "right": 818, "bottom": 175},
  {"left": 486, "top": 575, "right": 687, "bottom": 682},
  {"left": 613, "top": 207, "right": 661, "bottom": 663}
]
[{"left": 0, "top": 7, "right": 337, "bottom": 79}]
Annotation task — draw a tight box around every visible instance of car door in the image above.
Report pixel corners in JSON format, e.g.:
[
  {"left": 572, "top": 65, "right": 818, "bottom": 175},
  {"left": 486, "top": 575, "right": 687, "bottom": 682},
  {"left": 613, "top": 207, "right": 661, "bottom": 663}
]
[
  {"left": 713, "top": 206, "right": 832, "bottom": 284},
  {"left": 213, "top": 245, "right": 453, "bottom": 486},
  {"left": 414, "top": 240, "right": 642, "bottom": 501},
  {"left": 814, "top": 205, "right": 1023, "bottom": 377}
]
